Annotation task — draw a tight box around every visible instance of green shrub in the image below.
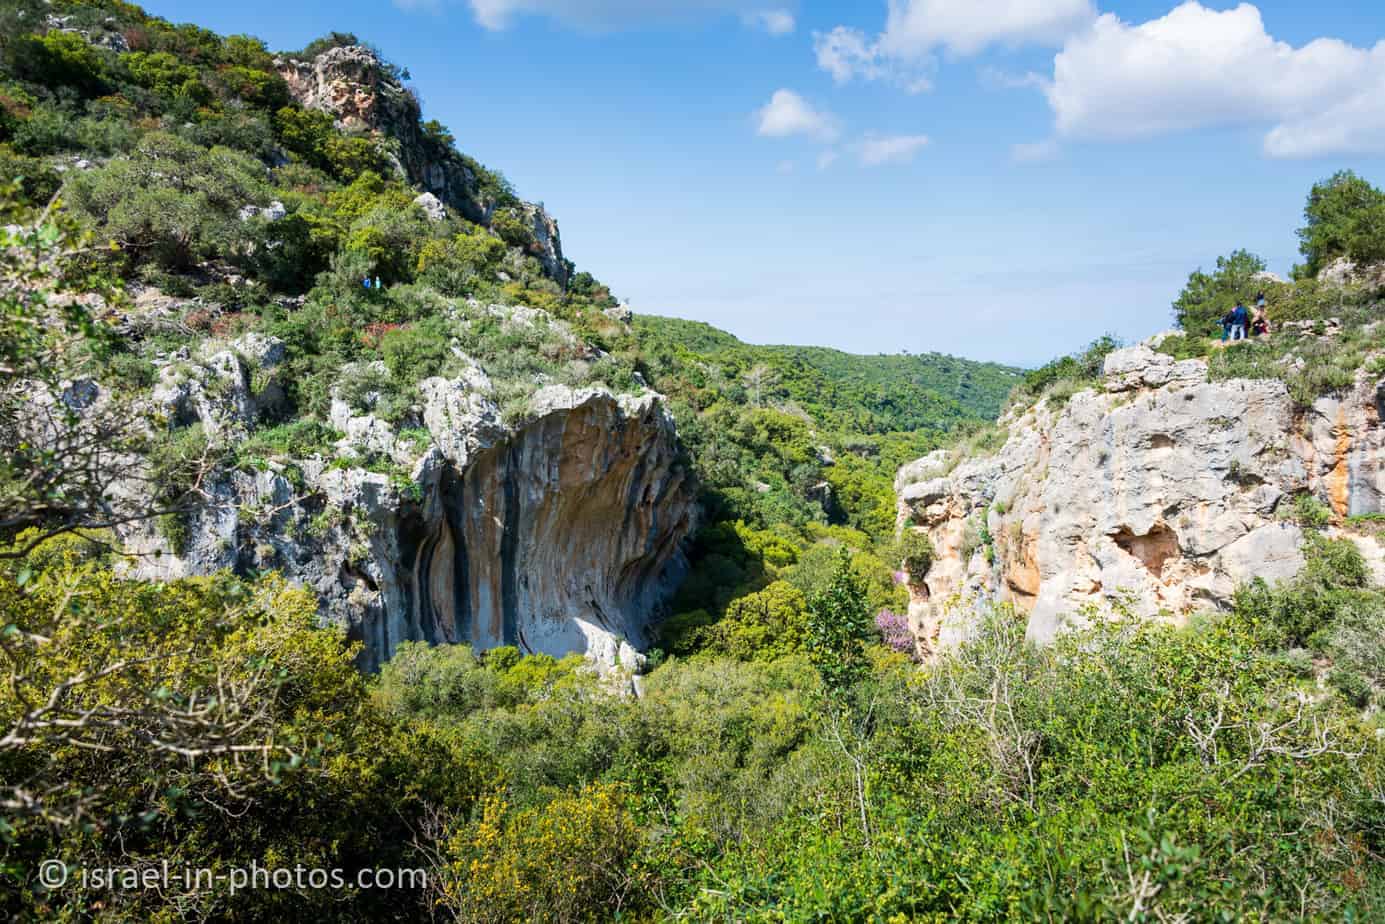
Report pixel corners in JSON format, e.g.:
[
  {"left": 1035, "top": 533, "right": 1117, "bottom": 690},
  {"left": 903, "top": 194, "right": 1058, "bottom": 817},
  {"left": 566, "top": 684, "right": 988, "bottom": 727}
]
[
  {"left": 9, "top": 30, "right": 108, "bottom": 96},
  {"left": 65, "top": 131, "right": 269, "bottom": 270},
  {"left": 1153, "top": 332, "right": 1211, "bottom": 361},
  {"left": 490, "top": 207, "right": 534, "bottom": 249},
  {"left": 290, "top": 31, "right": 362, "bottom": 62},
  {"left": 380, "top": 315, "right": 452, "bottom": 384},
  {"left": 896, "top": 529, "right": 934, "bottom": 583},
  {"left": 0, "top": 144, "right": 58, "bottom": 203},
  {"left": 416, "top": 230, "right": 506, "bottom": 295},
  {"left": 120, "top": 50, "right": 210, "bottom": 104},
  {"left": 708, "top": 580, "right": 810, "bottom": 661},
  {"left": 1016, "top": 335, "right": 1118, "bottom": 404}
]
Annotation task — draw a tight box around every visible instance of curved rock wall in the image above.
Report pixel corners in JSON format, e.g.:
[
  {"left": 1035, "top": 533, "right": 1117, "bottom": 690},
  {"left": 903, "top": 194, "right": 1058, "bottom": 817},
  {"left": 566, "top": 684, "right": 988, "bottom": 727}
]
[
  {"left": 897, "top": 343, "right": 1385, "bottom": 653},
  {"left": 396, "top": 390, "right": 693, "bottom": 667},
  {"left": 124, "top": 359, "right": 694, "bottom": 670}
]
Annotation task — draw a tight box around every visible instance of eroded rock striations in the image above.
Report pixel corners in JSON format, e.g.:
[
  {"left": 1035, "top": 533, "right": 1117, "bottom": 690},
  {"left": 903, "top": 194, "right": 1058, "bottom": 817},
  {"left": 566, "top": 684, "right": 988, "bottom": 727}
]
[
  {"left": 121, "top": 322, "right": 694, "bottom": 671},
  {"left": 897, "top": 342, "right": 1385, "bottom": 654},
  {"left": 276, "top": 45, "right": 569, "bottom": 286}
]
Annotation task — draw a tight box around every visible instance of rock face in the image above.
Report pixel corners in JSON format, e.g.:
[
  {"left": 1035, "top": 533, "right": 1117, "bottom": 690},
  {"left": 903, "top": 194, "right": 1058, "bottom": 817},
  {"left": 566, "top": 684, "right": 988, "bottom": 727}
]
[
  {"left": 897, "top": 343, "right": 1385, "bottom": 653},
  {"left": 123, "top": 338, "right": 694, "bottom": 671},
  {"left": 276, "top": 45, "right": 568, "bottom": 287}
]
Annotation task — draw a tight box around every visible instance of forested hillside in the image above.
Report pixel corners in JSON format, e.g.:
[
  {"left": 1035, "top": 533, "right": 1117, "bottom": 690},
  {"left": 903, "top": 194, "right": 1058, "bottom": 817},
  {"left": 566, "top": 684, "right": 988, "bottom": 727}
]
[
  {"left": 635, "top": 315, "right": 1019, "bottom": 429},
  {"left": 3, "top": 1, "right": 1385, "bottom": 920}
]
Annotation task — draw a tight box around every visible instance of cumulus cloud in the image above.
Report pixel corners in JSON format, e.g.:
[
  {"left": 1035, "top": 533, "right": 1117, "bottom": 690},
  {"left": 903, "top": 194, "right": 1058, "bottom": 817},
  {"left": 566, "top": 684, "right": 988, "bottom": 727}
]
[
  {"left": 755, "top": 90, "right": 840, "bottom": 142},
  {"left": 880, "top": 0, "right": 1096, "bottom": 57},
  {"left": 1036, "top": 2, "right": 1385, "bottom": 158},
  {"left": 815, "top": 0, "right": 1086, "bottom": 90},
  {"left": 462, "top": 0, "right": 788, "bottom": 31},
  {"left": 813, "top": 26, "right": 933, "bottom": 93},
  {"left": 744, "top": 8, "right": 795, "bottom": 35},
  {"left": 856, "top": 133, "right": 931, "bottom": 166}
]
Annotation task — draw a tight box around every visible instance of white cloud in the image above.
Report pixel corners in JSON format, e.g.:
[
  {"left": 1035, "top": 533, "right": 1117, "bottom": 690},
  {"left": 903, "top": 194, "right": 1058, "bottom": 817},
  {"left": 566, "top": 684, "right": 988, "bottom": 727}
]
[
  {"left": 1040, "top": 2, "right": 1385, "bottom": 157},
  {"left": 815, "top": 27, "right": 885, "bottom": 83},
  {"left": 856, "top": 133, "right": 930, "bottom": 166},
  {"left": 880, "top": 0, "right": 1096, "bottom": 57},
  {"left": 813, "top": 26, "right": 933, "bottom": 93},
  {"left": 814, "top": 0, "right": 1087, "bottom": 89},
  {"left": 755, "top": 90, "right": 840, "bottom": 142},
  {"left": 462, "top": 0, "right": 789, "bottom": 31},
  {"left": 745, "top": 8, "right": 794, "bottom": 35},
  {"left": 816, "top": 150, "right": 839, "bottom": 170}
]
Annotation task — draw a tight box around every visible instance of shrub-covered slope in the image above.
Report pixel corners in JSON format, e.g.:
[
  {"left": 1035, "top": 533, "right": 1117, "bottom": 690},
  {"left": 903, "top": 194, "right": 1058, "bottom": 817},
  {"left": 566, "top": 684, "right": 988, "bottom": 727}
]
[{"left": 7, "top": 5, "right": 1385, "bottom": 921}]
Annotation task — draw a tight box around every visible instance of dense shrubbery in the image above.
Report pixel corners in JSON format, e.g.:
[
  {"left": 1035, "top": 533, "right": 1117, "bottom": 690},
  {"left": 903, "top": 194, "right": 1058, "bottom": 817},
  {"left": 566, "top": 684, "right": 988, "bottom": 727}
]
[{"left": 7, "top": 531, "right": 1383, "bottom": 920}]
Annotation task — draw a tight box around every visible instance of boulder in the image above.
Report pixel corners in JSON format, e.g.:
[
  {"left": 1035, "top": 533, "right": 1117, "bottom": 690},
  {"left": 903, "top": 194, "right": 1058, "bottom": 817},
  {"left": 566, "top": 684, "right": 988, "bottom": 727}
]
[{"left": 414, "top": 192, "right": 447, "bottom": 222}]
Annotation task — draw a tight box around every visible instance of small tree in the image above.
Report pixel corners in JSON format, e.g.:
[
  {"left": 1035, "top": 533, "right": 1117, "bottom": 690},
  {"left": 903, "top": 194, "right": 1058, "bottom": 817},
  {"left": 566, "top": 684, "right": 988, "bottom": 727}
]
[
  {"left": 1296, "top": 170, "right": 1385, "bottom": 278},
  {"left": 805, "top": 549, "right": 873, "bottom": 695}
]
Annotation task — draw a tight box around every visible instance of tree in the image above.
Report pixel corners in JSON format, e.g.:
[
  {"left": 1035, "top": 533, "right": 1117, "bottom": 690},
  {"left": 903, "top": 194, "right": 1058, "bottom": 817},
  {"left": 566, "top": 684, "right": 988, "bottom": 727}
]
[
  {"left": 8, "top": 30, "right": 108, "bottom": 97},
  {"left": 1172, "top": 250, "right": 1266, "bottom": 337},
  {"left": 805, "top": 549, "right": 873, "bottom": 694},
  {"left": 65, "top": 132, "right": 270, "bottom": 270},
  {"left": 713, "top": 580, "right": 810, "bottom": 661},
  {"left": 1296, "top": 170, "right": 1385, "bottom": 278},
  {"left": 0, "top": 557, "right": 319, "bottom": 832},
  {"left": 0, "top": 184, "right": 201, "bottom": 557},
  {"left": 741, "top": 363, "right": 780, "bottom": 408}
]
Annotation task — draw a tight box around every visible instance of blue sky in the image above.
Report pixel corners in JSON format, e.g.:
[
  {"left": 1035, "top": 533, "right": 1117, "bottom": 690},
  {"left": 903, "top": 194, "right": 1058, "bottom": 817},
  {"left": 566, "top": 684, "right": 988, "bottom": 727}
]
[{"left": 145, "top": 1, "right": 1385, "bottom": 367}]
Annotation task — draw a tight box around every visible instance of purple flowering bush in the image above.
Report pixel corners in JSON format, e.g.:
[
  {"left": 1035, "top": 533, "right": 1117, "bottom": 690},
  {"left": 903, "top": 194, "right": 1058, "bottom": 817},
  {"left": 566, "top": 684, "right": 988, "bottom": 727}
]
[{"left": 875, "top": 608, "right": 915, "bottom": 657}]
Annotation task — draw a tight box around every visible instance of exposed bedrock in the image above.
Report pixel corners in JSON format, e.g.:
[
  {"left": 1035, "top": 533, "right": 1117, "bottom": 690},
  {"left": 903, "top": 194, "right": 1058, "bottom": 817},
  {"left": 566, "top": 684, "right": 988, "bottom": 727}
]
[
  {"left": 896, "top": 343, "right": 1385, "bottom": 655},
  {"left": 390, "top": 389, "right": 694, "bottom": 669},
  {"left": 123, "top": 367, "right": 694, "bottom": 671}
]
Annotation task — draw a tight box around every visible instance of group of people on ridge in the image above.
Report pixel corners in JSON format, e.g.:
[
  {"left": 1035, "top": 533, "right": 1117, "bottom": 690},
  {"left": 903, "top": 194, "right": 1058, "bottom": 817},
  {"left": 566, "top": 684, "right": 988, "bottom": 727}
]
[{"left": 1220, "top": 293, "right": 1271, "bottom": 342}]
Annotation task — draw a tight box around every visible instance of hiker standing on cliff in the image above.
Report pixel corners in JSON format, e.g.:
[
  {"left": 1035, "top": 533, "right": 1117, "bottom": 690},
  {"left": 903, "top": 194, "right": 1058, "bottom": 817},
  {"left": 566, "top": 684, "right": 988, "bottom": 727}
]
[{"left": 1229, "top": 301, "right": 1249, "bottom": 342}]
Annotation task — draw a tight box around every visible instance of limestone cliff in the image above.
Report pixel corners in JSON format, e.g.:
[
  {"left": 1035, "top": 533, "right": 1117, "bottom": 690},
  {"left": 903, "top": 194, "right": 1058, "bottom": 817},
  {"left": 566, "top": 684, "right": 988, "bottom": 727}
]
[
  {"left": 276, "top": 45, "right": 569, "bottom": 286},
  {"left": 118, "top": 307, "right": 694, "bottom": 671},
  {"left": 896, "top": 341, "right": 1385, "bottom": 654}
]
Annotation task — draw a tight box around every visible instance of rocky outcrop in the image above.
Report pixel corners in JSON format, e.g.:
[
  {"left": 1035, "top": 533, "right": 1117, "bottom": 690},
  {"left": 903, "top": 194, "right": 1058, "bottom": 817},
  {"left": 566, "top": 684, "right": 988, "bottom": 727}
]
[
  {"left": 897, "top": 343, "right": 1385, "bottom": 653},
  {"left": 122, "top": 337, "right": 694, "bottom": 671},
  {"left": 1318, "top": 257, "right": 1385, "bottom": 290},
  {"left": 276, "top": 45, "right": 568, "bottom": 287}
]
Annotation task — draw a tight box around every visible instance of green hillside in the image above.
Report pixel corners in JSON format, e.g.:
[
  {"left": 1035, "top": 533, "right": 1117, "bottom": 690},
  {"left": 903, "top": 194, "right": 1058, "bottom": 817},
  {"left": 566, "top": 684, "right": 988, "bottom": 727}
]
[
  {"left": 5, "top": 3, "right": 1385, "bottom": 921},
  {"left": 636, "top": 315, "right": 1021, "bottom": 431}
]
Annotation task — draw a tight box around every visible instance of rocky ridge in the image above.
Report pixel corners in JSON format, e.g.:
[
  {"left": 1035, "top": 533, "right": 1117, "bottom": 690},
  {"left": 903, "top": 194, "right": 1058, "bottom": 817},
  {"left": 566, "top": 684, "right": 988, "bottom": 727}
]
[
  {"left": 897, "top": 340, "right": 1385, "bottom": 654},
  {"left": 276, "top": 44, "right": 569, "bottom": 286}
]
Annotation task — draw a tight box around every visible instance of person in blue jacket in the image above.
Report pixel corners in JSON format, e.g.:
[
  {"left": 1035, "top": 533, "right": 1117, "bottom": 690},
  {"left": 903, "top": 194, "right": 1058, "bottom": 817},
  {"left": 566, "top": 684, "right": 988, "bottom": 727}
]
[{"left": 1228, "top": 301, "right": 1250, "bottom": 341}]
